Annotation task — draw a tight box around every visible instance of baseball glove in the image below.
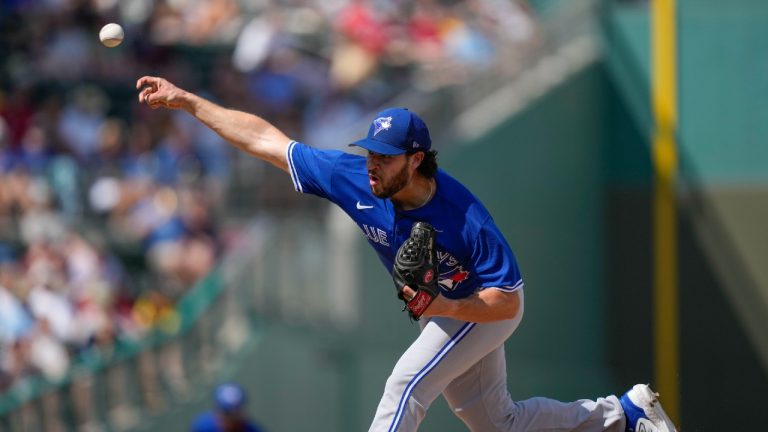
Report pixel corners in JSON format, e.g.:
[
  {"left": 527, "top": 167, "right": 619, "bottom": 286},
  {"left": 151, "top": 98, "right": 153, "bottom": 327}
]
[{"left": 393, "top": 222, "right": 439, "bottom": 320}]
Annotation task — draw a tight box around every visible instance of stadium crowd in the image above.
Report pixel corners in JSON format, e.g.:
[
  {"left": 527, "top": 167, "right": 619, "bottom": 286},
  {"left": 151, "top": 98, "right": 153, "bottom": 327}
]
[{"left": 0, "top": 0, "right": 538, "bottom": 392}]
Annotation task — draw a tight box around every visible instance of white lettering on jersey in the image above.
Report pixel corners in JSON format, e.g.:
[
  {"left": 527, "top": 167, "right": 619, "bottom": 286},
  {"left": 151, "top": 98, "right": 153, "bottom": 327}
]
[
  {"left": 437, "top": 251, "right": 459, "bottom": 267},
  {"left": 363, "top": 224, "right": 389, "bottom": 247}
]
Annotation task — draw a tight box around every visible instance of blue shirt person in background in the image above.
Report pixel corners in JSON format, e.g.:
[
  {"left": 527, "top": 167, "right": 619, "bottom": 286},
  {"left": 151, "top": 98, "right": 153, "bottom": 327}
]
[{"left": 190, "top": 383, "right": 264, "bottom": 432}]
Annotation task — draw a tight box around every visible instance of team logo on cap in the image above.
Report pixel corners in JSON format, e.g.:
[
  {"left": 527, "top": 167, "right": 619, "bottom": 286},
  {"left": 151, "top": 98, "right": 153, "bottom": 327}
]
[{"left": 373, "top": 116, "right": 393, "bottom": 136}]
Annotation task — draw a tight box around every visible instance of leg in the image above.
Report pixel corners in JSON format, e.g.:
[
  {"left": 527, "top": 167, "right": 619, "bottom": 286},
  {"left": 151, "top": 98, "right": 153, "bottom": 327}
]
[
  {"left": 442, "top": 345, "right": 515, "bottom": 431},
  {"left": 368, "top": 315, "right": 521, "bottom": 432},
  {"left": 444, "top": 347, "right": 626, "bottom": 432},
  {"left": 508, "top": 396, "right": 625, "bottom": 432}
]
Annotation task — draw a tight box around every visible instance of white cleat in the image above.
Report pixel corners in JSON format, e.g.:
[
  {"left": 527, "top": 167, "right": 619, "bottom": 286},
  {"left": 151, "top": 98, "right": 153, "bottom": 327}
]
[{"left": 619, "top": 384, "right": 678, "bottom": 432}]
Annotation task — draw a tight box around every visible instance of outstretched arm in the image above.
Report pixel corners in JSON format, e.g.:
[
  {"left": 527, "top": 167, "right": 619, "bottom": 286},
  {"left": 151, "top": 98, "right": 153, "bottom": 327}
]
[{"left": 136, "top": 76, "right": 291, "bottom": 172}]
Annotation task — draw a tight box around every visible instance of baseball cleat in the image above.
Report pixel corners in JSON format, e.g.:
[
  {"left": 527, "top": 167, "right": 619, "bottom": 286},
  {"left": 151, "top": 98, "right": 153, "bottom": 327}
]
[{"left": 619, "top": 384, "right": 678, "bottom": 432}]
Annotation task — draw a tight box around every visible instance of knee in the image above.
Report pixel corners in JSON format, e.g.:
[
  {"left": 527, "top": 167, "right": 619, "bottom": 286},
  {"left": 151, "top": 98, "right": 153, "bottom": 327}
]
[
  {"left": 447, "top": 394, "right": 518, "bottom": 431},
  {"left": 384, "top": 365, "right": 413, "bottom": 391}
]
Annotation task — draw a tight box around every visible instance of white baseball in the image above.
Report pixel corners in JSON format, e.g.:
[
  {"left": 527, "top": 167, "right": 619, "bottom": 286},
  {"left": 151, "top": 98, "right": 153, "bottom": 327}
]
[{"left": 99, "top": 23, "right": 124, "bottom": 48}]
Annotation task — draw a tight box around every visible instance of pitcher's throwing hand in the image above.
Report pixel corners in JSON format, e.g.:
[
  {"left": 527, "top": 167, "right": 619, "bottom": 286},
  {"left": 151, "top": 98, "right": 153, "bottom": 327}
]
[{"left": 136, "top": 76, "right": 189, "bottom": 110}]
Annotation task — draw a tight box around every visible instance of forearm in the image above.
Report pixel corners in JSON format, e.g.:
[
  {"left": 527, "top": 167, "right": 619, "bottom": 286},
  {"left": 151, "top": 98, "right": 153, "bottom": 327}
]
[
  {"left": 425, "top": 289, "right": 521, "bottom": 323},
  {"left": 137, "top": 76, "right": 293, "bottom": 171},
  {"left": 184, "top": 93, "right": 291, "bottom": 172}
]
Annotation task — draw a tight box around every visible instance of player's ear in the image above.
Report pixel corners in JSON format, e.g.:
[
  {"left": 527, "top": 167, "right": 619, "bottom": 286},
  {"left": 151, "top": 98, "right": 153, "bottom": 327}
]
[{"left": 409, "top": 151, "right": 425, "bottom": 169}]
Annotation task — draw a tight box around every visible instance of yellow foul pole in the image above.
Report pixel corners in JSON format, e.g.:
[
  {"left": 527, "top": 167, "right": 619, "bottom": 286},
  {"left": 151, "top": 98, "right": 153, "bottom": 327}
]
[{"left": 651, "top": 0, "right": 680, "bottom": 425}]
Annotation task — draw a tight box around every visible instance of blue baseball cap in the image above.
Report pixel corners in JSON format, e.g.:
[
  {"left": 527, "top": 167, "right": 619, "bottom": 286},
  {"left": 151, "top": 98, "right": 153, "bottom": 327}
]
[
  {"left": 350, "top": 107, "right": 432, "bottom": 155},
  {"left": 214, "top": 383, "right": 247, "bottom": 412}
]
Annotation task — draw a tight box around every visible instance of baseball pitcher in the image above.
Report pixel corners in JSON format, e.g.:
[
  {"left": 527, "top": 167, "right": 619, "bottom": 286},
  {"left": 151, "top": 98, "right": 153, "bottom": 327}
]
[{"left": 137, "top": 76, "right": 677, "bottom": 432}]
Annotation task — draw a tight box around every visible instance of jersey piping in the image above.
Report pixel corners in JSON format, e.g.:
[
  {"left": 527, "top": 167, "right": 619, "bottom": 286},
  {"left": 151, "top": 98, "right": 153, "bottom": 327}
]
[
  {"left": 486, "top": 279, "right": 524, "bottom": 293},
  {"left": 286, "top": 140, "right": 302, "bottom": 192}
]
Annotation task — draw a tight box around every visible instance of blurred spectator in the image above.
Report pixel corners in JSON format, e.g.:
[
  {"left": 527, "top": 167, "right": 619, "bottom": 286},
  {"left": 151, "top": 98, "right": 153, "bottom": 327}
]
[
  {"left": 57, "top": 86, "right": 109, "bottom": 162},
  {"left": 26, "top": 317, "right": 70, "bottom": 381},
  {"left": 0, "top": 251, "right": 33, "bottom": 347},
  {"left": 191, "top": 382, "right": 265, "bottom": 432},
  {"left": 330, "top": 0, "right": 391, "bottom": 89},
  {"left": 149, "top": 0, "right": 243, "bottom": 46},
  {"left": 18, "top": 180, "right": 67, "bottom": 244}
]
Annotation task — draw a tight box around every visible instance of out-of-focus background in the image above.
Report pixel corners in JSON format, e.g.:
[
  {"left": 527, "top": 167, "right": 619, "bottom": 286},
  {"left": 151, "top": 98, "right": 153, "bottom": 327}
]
[{"left": 0, "top": 0, "right": 766, "bottom": 430}]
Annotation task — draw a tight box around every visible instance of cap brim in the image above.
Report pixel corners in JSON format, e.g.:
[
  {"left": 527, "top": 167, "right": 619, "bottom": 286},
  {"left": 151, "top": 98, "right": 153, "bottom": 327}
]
[{"left": 349, "top": 138, "right": 406, "bottom": 155}]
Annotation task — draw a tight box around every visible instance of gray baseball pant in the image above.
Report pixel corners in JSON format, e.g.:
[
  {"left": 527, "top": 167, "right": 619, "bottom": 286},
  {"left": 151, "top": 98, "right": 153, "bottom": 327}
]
[{"left": 368, "top": 289, "right": 626, "bottom": 432}]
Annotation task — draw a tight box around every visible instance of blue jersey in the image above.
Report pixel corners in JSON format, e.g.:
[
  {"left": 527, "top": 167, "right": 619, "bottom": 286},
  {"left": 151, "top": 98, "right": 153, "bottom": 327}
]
[{"left": 286, "top": 142, "right": 523, "bottom": 299}]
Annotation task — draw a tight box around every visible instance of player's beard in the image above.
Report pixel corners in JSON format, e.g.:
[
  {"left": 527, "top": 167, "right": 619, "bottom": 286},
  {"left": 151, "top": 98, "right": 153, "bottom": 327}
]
[{"left": 370, "top": 160, "right": 411, "bottom": 199}]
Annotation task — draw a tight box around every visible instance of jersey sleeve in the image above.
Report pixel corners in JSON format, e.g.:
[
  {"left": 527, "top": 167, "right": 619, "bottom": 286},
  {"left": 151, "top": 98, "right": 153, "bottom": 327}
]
[
  {"left": 470, "top": 220, "right": 524, "bottom": 292},
  {"left": 285, "top": 141, "right": 344, "bottom": 199}
]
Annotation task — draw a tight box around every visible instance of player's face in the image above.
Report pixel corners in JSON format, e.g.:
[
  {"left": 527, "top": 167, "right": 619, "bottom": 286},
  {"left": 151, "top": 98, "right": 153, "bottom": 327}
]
[{"left": 367, "top": 152, "right": 414, "bottom": 198}]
